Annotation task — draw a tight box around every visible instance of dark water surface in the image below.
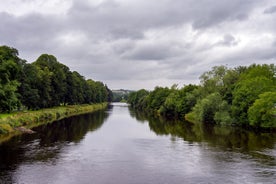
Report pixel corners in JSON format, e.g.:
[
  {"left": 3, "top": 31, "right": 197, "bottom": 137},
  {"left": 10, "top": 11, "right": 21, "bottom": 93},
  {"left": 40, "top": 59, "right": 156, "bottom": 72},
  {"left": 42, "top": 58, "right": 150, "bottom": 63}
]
[{"left": 0, "top": 103, "right": 275, "bottom": 184}]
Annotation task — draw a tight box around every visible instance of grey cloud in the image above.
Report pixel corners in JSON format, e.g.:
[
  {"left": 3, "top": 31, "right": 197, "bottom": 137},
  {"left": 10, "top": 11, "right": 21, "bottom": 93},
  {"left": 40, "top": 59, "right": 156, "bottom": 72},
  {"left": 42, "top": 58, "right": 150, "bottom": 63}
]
[
  {"left": 0, "top": 12, "right": 65, "bottom": 60},
  {"left": 112, "top": 40, "right": 135, "bottom": 55},
  {"left": 165, "top": 54, "right": 211, "bottom": 81},
  {"left": 211, "top": 45, "right": 276, "bottom": 68},
  {"left": 67, "top": 0, "right": 258, "bottom": 40},
  {"left": 0, "top": 0, "right": 276, "bottom": 90},
  {"left": 187, "top": 0, "right": 254, "bottom": 29},
  {"left": 1, "top": 0, "right": 259, "bottom": 50},
  {"left": 74, "top": 56, "right": 169, "bottom": 82},
  {"left": 264, "top": 5, "right": 276, "bottom": 14},
  {"left": 67, "top": 0, "right": 145, "bottom": 39},
  {"left": 122, "top": 43, "right": 181, "bottom": 61},
  {"left": 167, "top": 63, "right": 205, "bottom": 81},
  {"left": 273, "top": 40, "right": 276, "bottom": 47},
  {"left": 215, "top": 34, "right": 239, "bottom": 47}
]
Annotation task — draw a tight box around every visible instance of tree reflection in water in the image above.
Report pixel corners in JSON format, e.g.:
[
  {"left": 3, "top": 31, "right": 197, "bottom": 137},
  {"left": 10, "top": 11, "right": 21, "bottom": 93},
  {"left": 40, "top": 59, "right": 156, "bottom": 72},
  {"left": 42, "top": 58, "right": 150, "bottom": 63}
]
[
  {"left": 129, "top": 107, "right": 276, "bottom": 152},
  {"left": 0, "top": 108, "right": 110, "bottom": 183}
]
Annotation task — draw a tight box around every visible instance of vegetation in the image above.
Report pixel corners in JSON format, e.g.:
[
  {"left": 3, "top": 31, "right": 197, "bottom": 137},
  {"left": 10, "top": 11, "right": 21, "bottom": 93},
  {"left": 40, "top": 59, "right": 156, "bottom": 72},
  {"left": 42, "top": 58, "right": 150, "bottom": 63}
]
[
  {"left": 0, "top": 45, "right": 112, "bottom": 112},
  {"left": 130, "top": 109, "right": 275, "bottom": 151},
  {"left": 248, "top": 92, "right": 276, "bottom": 128},
  {"left": 0, "top": 45, "right": 112, "bottom": 136},
  {"left": 0, "top": 103, "right": 108, "bottom": 142},
  {"left": 112, "top": 89, "right": 132, "bottom": 102},
  {"left": 128, "top": 64, "right": 276, "bottom": 129}
]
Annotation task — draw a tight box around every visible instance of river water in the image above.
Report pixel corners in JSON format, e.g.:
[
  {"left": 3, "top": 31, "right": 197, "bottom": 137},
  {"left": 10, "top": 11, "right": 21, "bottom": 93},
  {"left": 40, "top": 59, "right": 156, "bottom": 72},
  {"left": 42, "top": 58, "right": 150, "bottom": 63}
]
[{"left": 0, "top": 103, "right": 275, "bottom": 184}]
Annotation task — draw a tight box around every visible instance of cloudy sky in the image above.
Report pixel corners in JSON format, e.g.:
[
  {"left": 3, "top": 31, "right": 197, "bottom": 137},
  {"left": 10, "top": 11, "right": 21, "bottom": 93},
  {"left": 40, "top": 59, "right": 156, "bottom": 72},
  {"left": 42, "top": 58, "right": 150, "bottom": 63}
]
[{"left": 1, "top": 0, "right": 276, "bottom": 90}]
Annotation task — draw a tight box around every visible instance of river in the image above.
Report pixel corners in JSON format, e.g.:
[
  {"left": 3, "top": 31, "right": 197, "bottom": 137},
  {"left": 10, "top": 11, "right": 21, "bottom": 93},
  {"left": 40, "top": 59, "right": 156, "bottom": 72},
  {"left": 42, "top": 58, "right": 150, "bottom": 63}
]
[{"left": 0, "top": 103, "right": 275, "bottom": 184}]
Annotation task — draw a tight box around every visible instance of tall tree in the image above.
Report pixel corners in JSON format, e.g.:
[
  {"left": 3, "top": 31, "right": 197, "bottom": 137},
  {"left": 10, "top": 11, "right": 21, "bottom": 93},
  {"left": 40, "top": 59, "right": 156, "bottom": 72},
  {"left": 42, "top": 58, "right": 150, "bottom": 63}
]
[
  {"left": 34, "top": 54, "right": 69, "bottom": 106},
  {"left": 18, "top": 63, "right": 40, "bottom": 109},
  {"left": 0, "top": 46, "right": 23, "bottom": 112},
  {"left": 232, "top": 64, "right": 276, "bottom": 124}
]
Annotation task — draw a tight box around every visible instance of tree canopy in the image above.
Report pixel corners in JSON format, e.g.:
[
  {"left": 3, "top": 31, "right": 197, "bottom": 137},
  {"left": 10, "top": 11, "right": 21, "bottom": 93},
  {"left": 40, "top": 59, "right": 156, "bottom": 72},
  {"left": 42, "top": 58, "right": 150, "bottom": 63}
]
[
  {"left": 0, "top": 45, "right": 112, "bottom": 112},
  {"left": 128, "top": 64, "right": 276, "bottom": 129}
]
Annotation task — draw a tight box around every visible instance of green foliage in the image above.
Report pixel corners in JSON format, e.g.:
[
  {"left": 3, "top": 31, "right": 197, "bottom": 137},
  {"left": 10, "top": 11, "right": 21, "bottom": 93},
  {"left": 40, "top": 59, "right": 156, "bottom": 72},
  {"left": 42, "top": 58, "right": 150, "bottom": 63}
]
[
  {"left": 232, "top": 64, "right": 276, "bottom": 124},
  {"left": 0, "top": 46, "right": 23, "bottom": 112},
  {"left": 128, "top": 89, "right": 149, "bottom": 109},
  {"left": 160, "top": 90, "right": 180, "bottom": 117},
  {"left": 131, "top": 109, "right": 276, "bottom": 151},
  {"left": 18, "top": 63, "right": 40, "bottom": 109},
  {"left": 129, "top": 64, "right": 276, "bottom": 129},
  {"left": 190, "top": 93, "right": 232, "bottom": 124},
  {"left": 213, "top": 101, "right": 233, "bottom": 125},
  {"left": 128, "top": 85, "right": 198, "bottom": 118},
  {"left": 0, "top": 81, "right": 20, "bottom": 112},
  {"left": 161, "top": 84, "right": 198, "bottom": 117},
  {"left": 199, "top": 65, "right": 228, "bottom": 96},
  {"left": 146, "top": 87, "right": 171, "bottom": 113},
  {"left": 0, "top": 45, "right": 111, "bottom": 113},
  {"left": 0, "top": 103, "right": 108, "bottom": 135},
  {"left": 199, "top": 65, "right": 242, "bottom": 103},
  {"left": 248, "top": 92, "right": 276, "bottom": 128},
  {"left": 35, "top": 54, "right": 69, "bottom": 106}
]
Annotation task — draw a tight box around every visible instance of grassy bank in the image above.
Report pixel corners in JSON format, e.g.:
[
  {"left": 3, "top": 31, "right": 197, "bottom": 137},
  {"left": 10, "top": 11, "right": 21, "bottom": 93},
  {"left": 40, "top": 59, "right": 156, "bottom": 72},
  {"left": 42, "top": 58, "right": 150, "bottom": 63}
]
[{"left": 0, "top": 103, "right": 108, "bottom": 138}]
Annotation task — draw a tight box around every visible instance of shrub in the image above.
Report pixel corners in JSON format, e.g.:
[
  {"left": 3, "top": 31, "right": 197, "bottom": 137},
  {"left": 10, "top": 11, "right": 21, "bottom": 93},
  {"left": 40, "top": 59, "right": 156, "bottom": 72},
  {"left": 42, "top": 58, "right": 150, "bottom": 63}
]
[{"left": 248, "top": 92, "right": 276, "bottom": 128}]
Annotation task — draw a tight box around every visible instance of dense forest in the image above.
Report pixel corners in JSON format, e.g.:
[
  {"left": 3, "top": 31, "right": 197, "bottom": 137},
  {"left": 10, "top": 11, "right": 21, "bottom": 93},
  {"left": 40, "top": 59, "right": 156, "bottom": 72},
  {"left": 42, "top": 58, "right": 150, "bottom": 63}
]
[
  {"left": 0, "top": 45, "right": 112, "bottom": 113},
  {"left": 128, "top": 65, "right": 276, "bottom": 129}
]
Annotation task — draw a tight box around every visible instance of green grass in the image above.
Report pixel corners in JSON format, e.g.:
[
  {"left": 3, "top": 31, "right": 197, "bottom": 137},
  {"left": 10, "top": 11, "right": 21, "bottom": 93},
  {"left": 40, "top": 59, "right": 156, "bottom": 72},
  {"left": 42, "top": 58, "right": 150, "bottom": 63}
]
[
  {"left": 0, "top": 103, "right": 108, "bottom": 136},
  {"left": 0, "top": 113, "right": 15, "bottom": 119}
]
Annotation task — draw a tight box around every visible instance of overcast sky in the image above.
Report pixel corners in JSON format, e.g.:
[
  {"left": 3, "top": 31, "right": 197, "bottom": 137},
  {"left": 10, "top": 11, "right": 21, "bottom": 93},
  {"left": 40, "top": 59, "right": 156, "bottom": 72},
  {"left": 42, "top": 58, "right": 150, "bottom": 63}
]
[{"left": 1, "top": 0, "right": 276, "bottom": 90}]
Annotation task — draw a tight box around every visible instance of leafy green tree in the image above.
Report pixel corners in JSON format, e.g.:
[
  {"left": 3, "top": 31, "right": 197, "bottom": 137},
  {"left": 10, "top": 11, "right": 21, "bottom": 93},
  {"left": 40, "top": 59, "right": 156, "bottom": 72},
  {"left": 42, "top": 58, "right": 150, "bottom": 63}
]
[
  {"left": 232, "top": 64, "right": 276, "bottom": 125},
  {"left": 220, "top": 66, "right": 246, "bottom": 104},
  {"left": 35, "top": 66, "right": 53, "bottom": 108},
  {"left": 70, "top": 71, "right": 86, "bottom": 104},
  {"left": 174, "top": 84, "right": 199, "bottom": 117},
  {"left": 160, "top": 89, "right": 179, "bottom": 117},
  {"left": 95, "top": 81, "right": 108, "bottom": 103},
  {"left": 0, "top": 46, "right": 23, "bottom": 112},
  {"left": 0, "top": 81, "right": 20, "bottom": 112},
  {"left": 85, "top": 79, "right": 95, "bottom": 103},
  {"left": 146, "top": 87, "right": 171, "bottom": 113},
  {"left": 213, "top": 100, "right": 233, "bottom": 125},
  {"left": 18, "top": 63, "right": 40, "bottom": 109},
  {"left": 128, "top": 63, "right": 276, "bottom": 129},
  {"left": 0, "top": 45, "right": 111, "bottom": 112},
  {"left": 160, "top": 84, "right": 198, "bottom": 118},
  {"left": 128, "top": 89, "right": 149, "bottom": 109},
  {"left": 34, "top": 54, "right": 69, "bottom": 106},
  {"left": 84, "top": 79, "right": 110, "bottom": 103},
  {"left": 64, "top": 71, "right": 78, "bottom": 105},
  {"left": 199, "top": 65, "right": 243, "bottom": 103},
  {"left": 199, "top": 66, "right": 228, "bottom": 96},
  {"left": 188, "top": 93, "right": 232, "bottom": 124},
  {"left": 248, "top": 92, "right": 276, "bottom": 128}
]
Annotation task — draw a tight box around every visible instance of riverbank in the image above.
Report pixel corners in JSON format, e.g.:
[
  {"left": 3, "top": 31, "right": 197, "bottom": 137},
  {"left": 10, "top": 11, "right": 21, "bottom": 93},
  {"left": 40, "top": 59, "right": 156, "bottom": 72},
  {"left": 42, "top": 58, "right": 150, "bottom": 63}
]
[{"left": 0, "top": 103, "right": 108, "bottom": 142}]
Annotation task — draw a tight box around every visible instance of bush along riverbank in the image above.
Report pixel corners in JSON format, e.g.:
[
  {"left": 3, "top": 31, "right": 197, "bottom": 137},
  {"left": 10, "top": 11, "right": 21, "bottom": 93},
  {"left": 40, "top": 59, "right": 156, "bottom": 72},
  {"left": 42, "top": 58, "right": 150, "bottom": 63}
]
[{"left": 0, "top": 103, "right": 108, "bottom": 138}]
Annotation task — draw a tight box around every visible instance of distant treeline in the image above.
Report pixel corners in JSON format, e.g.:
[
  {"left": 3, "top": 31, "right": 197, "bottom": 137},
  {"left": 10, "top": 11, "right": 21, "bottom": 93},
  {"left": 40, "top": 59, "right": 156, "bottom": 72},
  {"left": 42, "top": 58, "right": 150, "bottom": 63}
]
[
  {"left": 112, "top": 89, "right": 132, "bottom": 102},
  {"left": 0, "top": 45, "right": 112, "bottom": 112},
  {"left": 128, "top": 64, "right": 276, "bottom": 129}
]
